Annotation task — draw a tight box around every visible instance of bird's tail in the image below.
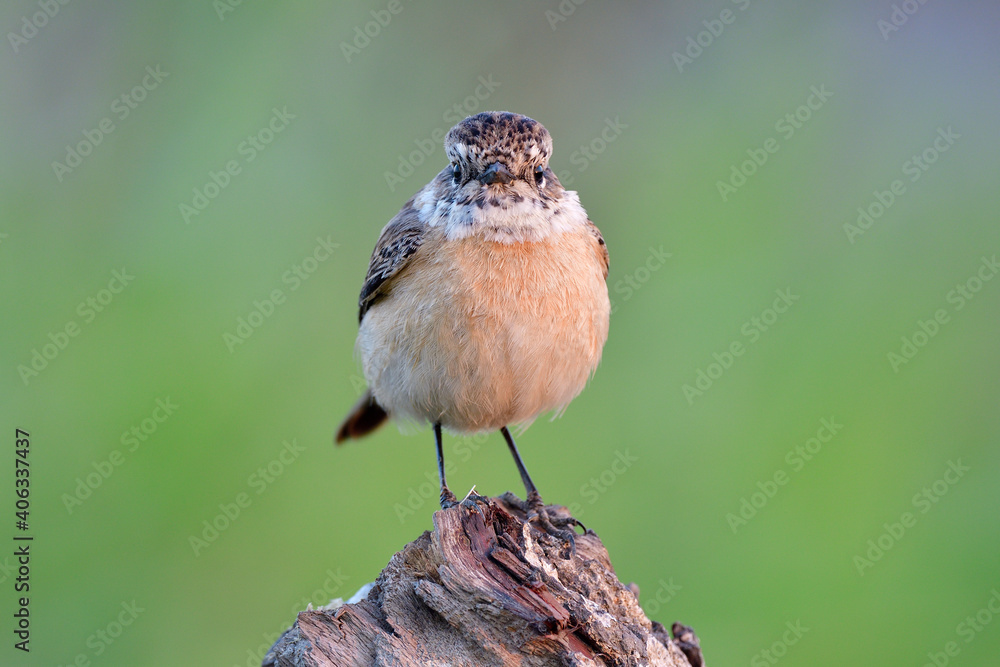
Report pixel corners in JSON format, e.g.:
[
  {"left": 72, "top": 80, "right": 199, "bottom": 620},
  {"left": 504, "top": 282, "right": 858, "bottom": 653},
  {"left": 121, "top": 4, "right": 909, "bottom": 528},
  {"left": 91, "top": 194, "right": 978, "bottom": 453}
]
[{"left": 335, "top": 390, "right": 389, "bottom": 443}]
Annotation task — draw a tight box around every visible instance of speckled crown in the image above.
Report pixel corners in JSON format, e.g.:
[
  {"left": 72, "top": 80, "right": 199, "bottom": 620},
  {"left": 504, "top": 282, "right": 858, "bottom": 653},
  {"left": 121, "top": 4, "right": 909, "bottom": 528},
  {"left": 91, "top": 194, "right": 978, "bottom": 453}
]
[{"left": 444, "top": 112, "right": 553, "bottom": 179}]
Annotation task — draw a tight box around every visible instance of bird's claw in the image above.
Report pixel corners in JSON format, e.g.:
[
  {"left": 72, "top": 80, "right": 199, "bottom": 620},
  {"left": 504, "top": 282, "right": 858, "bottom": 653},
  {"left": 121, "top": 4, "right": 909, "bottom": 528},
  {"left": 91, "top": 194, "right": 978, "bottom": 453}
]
[
  {"left": 440, "top": 487, "right": 459, "bottom": 510},
  {"left": 522, "top": 491, "right": 578, "bottom": 559},
  {"left": 459, "top": 486, "right": 489, "bottom": 520}
]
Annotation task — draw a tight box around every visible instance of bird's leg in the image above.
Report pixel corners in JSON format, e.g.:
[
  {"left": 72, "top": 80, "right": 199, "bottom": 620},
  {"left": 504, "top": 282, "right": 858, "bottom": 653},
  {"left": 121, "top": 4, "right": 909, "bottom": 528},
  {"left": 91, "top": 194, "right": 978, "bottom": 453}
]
[
  {"left": 501, "top": 426, "right": 579, "bottom": 557},
  {"left": 436, "top": 423, "right": 458, "bottom": 509},
  {"left": 500, "top": 426, "right": 539, "bottom": 503}
]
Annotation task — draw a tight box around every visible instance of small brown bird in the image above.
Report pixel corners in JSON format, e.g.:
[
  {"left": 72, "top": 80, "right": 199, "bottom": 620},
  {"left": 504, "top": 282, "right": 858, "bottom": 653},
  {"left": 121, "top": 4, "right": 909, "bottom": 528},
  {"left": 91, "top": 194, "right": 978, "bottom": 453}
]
[{"left": 336, "top": 111, "right": 610, "bottom": 516}]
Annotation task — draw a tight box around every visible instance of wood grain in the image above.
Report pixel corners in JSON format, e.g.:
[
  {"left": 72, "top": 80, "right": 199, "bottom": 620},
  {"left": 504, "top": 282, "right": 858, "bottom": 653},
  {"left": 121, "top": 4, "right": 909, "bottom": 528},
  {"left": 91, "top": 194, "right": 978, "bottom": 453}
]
[{"left": 264, "top": 494, "right": 704, "bottom": 667}]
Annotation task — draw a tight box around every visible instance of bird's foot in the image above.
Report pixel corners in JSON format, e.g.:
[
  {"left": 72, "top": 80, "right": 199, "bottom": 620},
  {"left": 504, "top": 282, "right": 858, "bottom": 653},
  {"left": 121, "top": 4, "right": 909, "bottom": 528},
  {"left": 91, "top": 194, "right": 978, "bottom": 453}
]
[
  {"left": 458, "top": 485, "right": 490, "bottom": 520},
  {"left": 439, "top": 486, "right": 459, "bottom": 510},
  {"left": 523, "top": 491, "right": 580, "bottom": 559}
]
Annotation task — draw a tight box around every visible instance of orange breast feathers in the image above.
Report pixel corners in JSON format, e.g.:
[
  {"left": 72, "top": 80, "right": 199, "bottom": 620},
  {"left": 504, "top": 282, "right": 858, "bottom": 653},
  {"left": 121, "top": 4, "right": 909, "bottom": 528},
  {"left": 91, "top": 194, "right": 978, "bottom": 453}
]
[{"left": 357, "top": 224, "right": 610, "bottom": 433}]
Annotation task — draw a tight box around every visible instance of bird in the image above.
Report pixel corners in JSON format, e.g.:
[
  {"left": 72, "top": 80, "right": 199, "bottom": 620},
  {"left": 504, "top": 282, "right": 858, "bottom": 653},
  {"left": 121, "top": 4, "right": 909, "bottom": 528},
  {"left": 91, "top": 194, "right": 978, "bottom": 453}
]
[{"left": 336, "top": 111, "right": 610, "bottom": 520}]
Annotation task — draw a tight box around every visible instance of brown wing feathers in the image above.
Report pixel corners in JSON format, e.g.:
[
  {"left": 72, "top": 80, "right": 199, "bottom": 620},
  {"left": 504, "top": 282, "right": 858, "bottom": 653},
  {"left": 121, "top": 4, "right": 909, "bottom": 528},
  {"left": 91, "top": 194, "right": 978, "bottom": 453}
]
[
  {"left": 339, "top": 201, "right": 427, "bottom": 442},
  {"left": 358, "top": 200, "right": 426, "bottom": 322}
]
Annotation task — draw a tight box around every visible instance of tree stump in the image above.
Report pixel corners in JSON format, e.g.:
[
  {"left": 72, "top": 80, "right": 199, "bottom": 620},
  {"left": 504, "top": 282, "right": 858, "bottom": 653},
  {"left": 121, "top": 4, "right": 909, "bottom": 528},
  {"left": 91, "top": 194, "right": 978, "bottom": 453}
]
[{"left": 264, "top": 493, "right": 704, "bottom": 667}]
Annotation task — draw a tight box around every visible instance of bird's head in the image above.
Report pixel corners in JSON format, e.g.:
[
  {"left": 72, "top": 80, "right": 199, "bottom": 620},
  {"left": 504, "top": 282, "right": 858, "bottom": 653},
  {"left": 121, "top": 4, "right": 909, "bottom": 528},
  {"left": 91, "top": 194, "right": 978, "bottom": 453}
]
[
  {"left": 444, "top": 111, "right": 554, "bottom": 191},
  {"left": 416, "top": 112, "right": 582, "bottom": 243}
]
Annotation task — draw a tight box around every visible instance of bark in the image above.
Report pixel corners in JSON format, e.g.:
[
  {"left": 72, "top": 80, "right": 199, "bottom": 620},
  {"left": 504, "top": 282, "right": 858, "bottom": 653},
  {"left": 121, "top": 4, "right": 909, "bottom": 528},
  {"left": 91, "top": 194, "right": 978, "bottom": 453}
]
[{"left": 264, "top": 493, "right": 704, "bottom": 667}]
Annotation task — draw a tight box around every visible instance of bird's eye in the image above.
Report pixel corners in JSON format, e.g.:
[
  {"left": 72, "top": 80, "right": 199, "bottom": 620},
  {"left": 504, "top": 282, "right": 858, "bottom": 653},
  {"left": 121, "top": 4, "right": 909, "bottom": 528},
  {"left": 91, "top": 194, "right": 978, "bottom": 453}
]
[
  {"left": 534, "top": 165, "right": 545, "bottom": 186},
  {"left": 452, "top": 164, "right": 462, "bottom": 182}
]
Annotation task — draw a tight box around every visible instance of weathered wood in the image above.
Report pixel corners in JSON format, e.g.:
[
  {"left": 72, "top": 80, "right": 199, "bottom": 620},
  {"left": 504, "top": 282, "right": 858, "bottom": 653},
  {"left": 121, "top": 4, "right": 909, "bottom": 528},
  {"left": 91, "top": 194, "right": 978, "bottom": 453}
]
[{"left": 264, "top": 493, "right": 704, "bottom": 667}]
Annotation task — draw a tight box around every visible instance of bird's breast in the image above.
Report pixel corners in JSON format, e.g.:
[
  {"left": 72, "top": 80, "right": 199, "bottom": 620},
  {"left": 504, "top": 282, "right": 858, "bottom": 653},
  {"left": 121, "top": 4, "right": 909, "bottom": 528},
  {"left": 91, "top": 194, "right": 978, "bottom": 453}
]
[{"left": 359, "top": 225, "right": 610, "bottom": 432}]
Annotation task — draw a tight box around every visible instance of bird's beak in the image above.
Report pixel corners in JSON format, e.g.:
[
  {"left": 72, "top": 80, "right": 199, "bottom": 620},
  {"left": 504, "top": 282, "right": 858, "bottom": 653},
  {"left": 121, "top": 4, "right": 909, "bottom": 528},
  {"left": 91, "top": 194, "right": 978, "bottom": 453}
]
[{"left": 479, "top": 162, "right": 513, "bottom": 185}]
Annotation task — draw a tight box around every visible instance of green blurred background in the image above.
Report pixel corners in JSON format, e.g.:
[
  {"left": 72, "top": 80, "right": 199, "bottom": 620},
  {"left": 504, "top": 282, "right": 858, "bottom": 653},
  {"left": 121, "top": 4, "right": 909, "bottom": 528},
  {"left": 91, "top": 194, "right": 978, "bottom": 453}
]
[{"left": 2, "top": 1, "right": 999, "bottom": 665}]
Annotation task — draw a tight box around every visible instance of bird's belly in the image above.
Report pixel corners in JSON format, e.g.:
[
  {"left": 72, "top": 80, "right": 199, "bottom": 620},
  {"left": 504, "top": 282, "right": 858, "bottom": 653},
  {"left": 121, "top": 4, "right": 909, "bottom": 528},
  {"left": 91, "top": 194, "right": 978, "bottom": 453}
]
[{"left": 358, "top": 229, "right": 610, "bottom": 433}]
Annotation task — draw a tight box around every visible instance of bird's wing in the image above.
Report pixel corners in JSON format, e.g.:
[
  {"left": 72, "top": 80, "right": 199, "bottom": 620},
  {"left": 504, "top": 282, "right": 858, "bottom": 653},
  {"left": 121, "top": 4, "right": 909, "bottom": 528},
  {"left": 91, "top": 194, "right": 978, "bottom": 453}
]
[
  {"left": 586, "top": 220, "right": 610, "bottom": 280},
  {"left": 358, "top": 199, "right": 427, "bottom": 322}
]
